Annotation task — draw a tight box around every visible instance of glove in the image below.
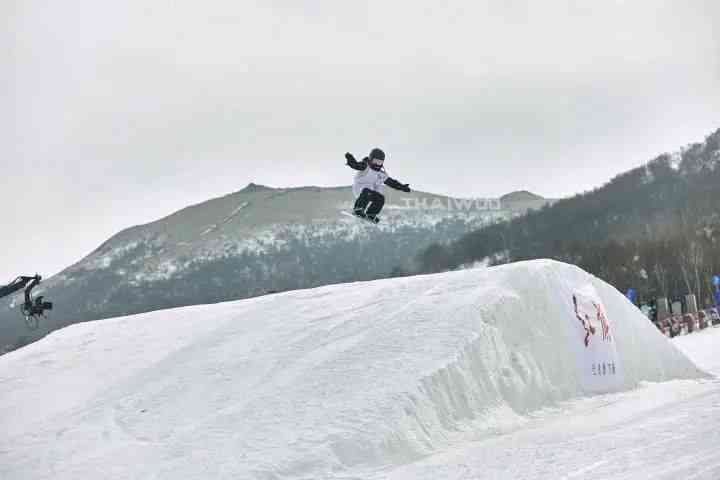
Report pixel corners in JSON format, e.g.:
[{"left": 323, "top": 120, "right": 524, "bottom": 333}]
[
  {"left": 345, "top": 152, "right": 356, "bottom": 164},
  {"left": 400, "top": 184, "right": 411, "bottom": 193}
]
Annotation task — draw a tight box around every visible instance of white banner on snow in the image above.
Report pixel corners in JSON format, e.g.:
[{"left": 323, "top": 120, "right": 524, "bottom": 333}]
[{"left": 569, "top": 284, "right": 623, "bottom": 393}]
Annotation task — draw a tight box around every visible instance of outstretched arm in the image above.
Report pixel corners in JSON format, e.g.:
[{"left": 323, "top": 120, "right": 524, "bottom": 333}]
[
  {"left": 0, "top": 275, "right": 38, "bottom": 300},
  {"left": 345, "top": 152, "right": 368, "bottom": 171},
  {"left": 385, "top": 177, "right": 411, "bottom": 192}
]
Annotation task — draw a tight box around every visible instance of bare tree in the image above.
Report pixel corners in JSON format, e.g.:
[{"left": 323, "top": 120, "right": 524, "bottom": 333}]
[{"left": 677, "top": 209, "right": 705, "bottom": 297}]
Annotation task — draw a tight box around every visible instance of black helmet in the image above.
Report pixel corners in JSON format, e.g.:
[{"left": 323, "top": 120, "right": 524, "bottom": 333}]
[
  {"left": 369, "top": 148, "right": 385, "bottom": 171},
  {"left": 369, "top": 148, "right": 385, "bottom": 161}
]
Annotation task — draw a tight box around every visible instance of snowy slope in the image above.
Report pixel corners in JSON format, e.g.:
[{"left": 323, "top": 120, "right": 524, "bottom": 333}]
[
  {"left": 379, "top": 329, "right": 720, "bottom": 480},
  {"left": 0, "top": 260, "right": 704, "bottom": 480}
]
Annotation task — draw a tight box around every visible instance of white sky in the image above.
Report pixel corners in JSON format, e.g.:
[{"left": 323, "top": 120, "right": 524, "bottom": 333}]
[{"left": 2, "top": 0, "right": 719, "bottom": 282}]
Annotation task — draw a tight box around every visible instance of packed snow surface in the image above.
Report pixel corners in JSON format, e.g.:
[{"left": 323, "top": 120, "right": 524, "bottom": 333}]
[{"left": 0, "top": 260, "right": 713, "bottom": 479}]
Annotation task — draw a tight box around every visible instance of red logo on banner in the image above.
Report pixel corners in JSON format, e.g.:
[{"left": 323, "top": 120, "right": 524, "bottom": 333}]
[
  {"left": 573, "top": 295, "right": 612, "bottom": 347},
  {"left": 593, "top": 301, "right": 611, "bottom": 342}
]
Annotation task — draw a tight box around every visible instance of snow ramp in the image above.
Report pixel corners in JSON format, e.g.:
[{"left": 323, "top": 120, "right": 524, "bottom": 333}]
[{"left": 0, "top": 260, "right": 704, "bottom": 479}]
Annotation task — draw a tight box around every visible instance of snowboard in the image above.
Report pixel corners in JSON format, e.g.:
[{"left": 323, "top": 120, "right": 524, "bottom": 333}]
[{"left": 340, "top": 211, "right": 381, "bottom": 224}]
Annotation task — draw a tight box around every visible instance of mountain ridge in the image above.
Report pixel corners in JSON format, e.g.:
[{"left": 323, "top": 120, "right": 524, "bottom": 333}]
[{"left": 0, "top": 184, "right": 549, "bottom": 353}]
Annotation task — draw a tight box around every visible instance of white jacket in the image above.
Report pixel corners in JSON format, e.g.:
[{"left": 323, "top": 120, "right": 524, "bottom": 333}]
[{"left": 353, "top": 166, "right": 388, "bottom": 198}]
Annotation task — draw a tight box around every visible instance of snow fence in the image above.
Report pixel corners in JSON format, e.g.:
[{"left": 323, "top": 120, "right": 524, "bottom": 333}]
[{"left": 0, "top": 259, "right": 705, "bottom": 479}]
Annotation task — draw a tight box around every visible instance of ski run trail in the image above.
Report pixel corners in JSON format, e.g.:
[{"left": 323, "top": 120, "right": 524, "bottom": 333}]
[{"left": 1, "top": 259, "right": 718, "bottom": 479}]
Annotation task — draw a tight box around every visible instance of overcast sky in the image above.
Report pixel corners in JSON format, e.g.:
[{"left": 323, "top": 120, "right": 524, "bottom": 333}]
[{"left": 3, "top": 0, "right": 719, "bottom": 282}]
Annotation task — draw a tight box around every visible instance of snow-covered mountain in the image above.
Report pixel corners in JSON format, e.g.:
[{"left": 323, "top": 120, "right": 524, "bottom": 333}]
[
  {"left": 0, "top": 183, "right": 550, "bottom": 353},
  {"left": 0, "top": 260, "right": 705, "bottom": 479}
]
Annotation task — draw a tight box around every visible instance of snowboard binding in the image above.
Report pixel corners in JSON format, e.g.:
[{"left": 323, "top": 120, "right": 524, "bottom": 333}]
[{"left": 352, "top": 209, "right": 380, "bottom": 224}]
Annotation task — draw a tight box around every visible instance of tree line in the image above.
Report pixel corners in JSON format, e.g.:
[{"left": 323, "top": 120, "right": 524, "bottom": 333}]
[{"left": 414, "top": 129, "right": 720, "bottom": 306}]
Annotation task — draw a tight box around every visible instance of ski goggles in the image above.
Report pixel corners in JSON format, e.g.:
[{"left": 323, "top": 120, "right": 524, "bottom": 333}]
[{"left": 370, "top": 157, "right": 384, "bottom": 166}]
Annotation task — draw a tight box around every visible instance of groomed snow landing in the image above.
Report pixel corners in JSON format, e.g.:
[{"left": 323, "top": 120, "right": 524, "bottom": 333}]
[{"left": 0, "top": 260, "right": 703, "bottom": 479}]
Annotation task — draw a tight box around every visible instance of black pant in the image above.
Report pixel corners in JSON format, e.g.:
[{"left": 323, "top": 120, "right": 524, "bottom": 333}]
[{"left": 354, "top": 188, "right": 385, "bottom": 216}]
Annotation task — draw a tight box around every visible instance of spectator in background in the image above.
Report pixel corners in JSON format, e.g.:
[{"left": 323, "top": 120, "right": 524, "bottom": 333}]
[
  {"left": 670, "top": 316, "right": 682, "bottom": 337},
  {"left": 698, "top": 311, "right": 708, "bottom": 329},
  {"left": 683, "top": 313, "right": 695, "bottom": 334},
  {"left": 710, "top": 308, "right": 720, "bottom": 326}
]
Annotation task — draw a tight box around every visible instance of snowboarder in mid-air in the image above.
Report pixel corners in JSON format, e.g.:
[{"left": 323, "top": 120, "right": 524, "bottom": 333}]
[{"left": 345, "top": 148, "right": 411, "bottom": 223}]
